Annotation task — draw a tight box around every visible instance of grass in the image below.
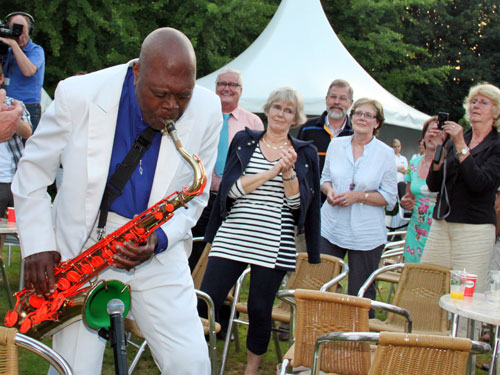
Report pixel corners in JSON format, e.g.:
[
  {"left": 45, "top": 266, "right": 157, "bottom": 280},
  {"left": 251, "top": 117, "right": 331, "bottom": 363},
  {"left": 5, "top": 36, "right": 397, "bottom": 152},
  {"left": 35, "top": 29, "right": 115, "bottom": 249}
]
[{"left": 0, "top": 246, "right": 492, "bottom": 374}]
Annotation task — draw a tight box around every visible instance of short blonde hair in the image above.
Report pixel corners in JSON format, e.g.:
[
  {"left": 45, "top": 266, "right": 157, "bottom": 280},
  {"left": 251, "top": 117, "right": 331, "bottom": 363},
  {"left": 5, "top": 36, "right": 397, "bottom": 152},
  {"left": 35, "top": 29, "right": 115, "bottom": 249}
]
[
  {"left": 263, "top": 87, "right": 306, "bottom": 127},
  {"left": 464, "top": 82, "right": 500, "bottom": 131},
  {"left": 350, "top": 98, "right": 385, "bottom": 136}
]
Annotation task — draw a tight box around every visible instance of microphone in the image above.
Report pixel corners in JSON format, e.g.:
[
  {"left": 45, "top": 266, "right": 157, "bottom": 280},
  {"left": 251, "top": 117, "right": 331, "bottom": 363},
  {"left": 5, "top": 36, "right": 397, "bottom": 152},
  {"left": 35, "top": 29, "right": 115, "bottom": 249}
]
[{"left": 107, "top": 299, "right": 128, "bottom": 375}]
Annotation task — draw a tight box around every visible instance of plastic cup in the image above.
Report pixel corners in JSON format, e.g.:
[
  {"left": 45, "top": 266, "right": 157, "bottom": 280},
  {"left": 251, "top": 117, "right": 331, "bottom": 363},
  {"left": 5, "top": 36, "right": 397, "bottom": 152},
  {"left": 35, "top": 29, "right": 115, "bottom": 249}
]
[
  {"left": 464, "top": 273, "right": 477, "bottom": 297},
  {"left": 7, "top": 207, "right": 15, "bottom": 223},
  {"left": 450, "top": 270, "right": 467, "bottom": 300},
  {"left": 485, "top": 270, "right": 500, "bottom": 305}
]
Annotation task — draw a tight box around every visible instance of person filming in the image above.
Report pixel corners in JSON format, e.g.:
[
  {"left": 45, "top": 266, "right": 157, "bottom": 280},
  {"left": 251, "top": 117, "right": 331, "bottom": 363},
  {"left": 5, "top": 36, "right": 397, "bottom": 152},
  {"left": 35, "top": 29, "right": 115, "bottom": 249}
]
[
  {"left": 0, "top": 12, "right": 45, "bottom": 131},
  {"left": 422, "top": 82, "right": 500, "bottom": 293}
]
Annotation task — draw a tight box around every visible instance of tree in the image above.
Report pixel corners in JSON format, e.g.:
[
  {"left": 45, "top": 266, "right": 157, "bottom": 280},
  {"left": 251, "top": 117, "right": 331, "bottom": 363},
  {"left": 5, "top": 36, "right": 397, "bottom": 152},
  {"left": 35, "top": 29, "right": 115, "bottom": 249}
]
[
  {"left": 4, "top": 0, "right": 278, "bottom": 95},
  {"left": 322, "top": 0, "right": 452, "bottom": 113},
  {"left": 403, "top": 0, "right": 500, "bottom": 121}
]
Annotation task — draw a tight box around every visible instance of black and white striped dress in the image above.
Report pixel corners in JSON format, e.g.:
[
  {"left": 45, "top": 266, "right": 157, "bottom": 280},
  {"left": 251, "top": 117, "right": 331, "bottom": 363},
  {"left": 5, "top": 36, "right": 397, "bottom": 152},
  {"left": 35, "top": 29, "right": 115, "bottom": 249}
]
[{"left": 210, "top": 145, "right": 300, "bottom": 271}]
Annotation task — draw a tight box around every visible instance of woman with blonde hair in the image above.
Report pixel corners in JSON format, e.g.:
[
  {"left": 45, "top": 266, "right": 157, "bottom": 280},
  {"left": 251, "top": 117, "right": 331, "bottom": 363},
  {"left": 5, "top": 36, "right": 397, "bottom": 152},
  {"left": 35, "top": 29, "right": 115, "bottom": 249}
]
[
  {"left": 422, "top": 82, "right": 500, "bottom": 292},
  {"left": 199, "top": 87, "right": 320, "bottom": 375}
]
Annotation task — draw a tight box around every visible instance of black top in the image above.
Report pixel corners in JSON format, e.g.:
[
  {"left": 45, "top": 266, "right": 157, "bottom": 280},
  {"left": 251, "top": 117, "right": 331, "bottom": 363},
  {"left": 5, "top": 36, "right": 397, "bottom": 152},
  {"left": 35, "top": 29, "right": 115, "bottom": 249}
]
[
  {"left": 297, "top": 111, "right": 353, "bottom": 174},
  {"left": 427, "top": 128, "right": 500, "bottom": 225}
]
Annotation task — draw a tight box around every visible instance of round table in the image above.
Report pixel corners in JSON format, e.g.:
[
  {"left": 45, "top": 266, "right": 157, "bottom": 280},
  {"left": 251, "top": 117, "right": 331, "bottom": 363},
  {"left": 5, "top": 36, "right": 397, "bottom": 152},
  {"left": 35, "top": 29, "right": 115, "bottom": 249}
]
[{"left": 440, "top": 293, "right": 500, "bottom": 375}]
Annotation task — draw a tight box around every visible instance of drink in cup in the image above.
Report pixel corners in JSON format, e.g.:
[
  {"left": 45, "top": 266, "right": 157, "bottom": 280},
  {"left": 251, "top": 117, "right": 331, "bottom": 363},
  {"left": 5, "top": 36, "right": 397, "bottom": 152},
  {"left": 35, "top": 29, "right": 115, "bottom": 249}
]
[
  {"left": 485, "top": 270, "right": 500, "bottom": 305},
  {"left": 464, "top": 273, "right": 477, "bottom": 297},
  {"left": 450, "top": 270, "right": 466, "bottom": 300}
]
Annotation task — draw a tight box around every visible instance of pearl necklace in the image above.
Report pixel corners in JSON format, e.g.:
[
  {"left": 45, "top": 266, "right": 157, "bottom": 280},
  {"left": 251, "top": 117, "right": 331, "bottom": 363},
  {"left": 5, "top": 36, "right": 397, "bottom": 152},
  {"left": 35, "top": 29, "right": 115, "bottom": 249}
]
[{"left": 262, "top": 137, "right": 289, "bottom": 150}]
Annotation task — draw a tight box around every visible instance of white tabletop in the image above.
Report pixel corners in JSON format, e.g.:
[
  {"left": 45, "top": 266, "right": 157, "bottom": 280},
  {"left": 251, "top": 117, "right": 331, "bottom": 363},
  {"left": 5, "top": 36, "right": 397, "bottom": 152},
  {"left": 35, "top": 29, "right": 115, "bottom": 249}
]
[
  {"left": 0, "top": 219, "right": 18, "bottom": 235},
  {"left": 440, "top": 293, "right": 500, "bottom": 326}
]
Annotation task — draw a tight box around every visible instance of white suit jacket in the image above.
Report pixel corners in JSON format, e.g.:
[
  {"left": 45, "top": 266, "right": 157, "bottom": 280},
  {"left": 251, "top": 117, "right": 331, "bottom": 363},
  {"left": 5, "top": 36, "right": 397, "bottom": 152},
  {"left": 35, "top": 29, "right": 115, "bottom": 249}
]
[{"left": 12, "top": 60, "right": 223, "bottom": 265}]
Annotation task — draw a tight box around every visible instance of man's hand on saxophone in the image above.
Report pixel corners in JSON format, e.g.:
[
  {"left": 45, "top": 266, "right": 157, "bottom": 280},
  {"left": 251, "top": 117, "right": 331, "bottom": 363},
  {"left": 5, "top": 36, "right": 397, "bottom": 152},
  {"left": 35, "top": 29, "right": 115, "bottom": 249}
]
[
  {"left": 24, "top": 251, "right": 61, "bottom": 297},
  {"left": 112, "top": 231, "right": 158, "bottom": 270}
]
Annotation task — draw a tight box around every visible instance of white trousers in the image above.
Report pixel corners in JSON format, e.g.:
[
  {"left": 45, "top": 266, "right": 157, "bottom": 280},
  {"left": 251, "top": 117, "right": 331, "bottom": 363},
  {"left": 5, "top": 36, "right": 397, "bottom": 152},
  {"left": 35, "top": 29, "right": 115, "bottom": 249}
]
[
  {"left": 422, "top": 219, "right": 495, "bottom": 292},
  {"left": 49, "top": 213, "right": 210, "bottom": 375}
]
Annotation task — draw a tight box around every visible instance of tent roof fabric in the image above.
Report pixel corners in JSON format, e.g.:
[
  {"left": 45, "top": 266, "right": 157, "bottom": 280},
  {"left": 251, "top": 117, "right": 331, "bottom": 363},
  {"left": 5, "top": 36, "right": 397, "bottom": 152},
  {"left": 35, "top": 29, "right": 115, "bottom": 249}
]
[{"left": 196, "top": 0, "right": 428, "bottom": 130}]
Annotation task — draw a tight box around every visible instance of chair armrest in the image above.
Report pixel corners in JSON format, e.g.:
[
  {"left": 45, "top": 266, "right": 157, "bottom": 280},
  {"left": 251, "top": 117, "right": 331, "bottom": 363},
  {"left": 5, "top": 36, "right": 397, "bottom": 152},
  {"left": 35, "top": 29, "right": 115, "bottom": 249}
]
[
  {"left": 381, "top": 249, "right": 404, "bottom": 259},
  {"left": 320, "top": 259, "right": 349, "bottom": 292},
  {"left": 471, "top": 340, "right": 491, "bottom": 354},
  {"left": 192, "top": 236, "right": 204, "bottom": 243},
  {"left": 276, "top": 289, "right": 298, "bottom": 343},
  {"left": 196, "top": 290, "right": 217, "bottom": 337},
  {"left": 357, "top": 263, "right": 405, "bottom": 297},
  {"left": 384, "top": 240, "right": 406, "bottom": 250},
  {"left": 370, "top": 300, "right": 412, "bottom": 333},
  {"left": 16, "top": 333, "right": 73, "bottom": 374}
]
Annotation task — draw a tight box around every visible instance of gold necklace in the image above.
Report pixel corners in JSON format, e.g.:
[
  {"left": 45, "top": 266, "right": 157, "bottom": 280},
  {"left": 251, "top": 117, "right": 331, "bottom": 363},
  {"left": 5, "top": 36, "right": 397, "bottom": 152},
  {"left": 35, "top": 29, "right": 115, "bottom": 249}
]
[{"left": 262, "top": 137, "right": 288, "bottom": 150}]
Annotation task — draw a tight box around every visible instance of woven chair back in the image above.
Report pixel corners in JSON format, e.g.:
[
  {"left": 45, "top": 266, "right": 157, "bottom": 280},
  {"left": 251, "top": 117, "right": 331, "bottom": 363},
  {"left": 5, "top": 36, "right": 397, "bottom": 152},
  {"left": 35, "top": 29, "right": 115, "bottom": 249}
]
[
  {"left": 192, "top": 243, "right": 211, "bottom": 290},
  {"left": 275, "top": 253, "right": 343, "bottom": 312},
  {"left": 386, "top": 262, "right": 450, "bottom": 333},
  {"left": 0, "top": 327, "right": 18, "bottom": 375},
  {"left": 293, "top": 289, "right": 372, "bottom": 375},
  {"left": 369, "top": 332, "right": 471, "bottom": 375}
]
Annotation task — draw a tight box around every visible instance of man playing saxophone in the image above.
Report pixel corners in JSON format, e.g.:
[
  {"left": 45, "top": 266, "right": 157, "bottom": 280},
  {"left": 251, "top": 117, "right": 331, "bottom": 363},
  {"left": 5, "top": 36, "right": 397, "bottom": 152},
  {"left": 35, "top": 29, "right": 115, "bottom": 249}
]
[{"left": 11, "top": 27, "right": 223, "bottom": 375}]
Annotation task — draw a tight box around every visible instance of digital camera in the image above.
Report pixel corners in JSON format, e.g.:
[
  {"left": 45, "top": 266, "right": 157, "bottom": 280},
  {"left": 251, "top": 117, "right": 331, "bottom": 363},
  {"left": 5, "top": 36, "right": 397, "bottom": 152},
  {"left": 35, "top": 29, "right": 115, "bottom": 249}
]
[{"left": 437, "top": 112, "right": 449, "bottom": 129}]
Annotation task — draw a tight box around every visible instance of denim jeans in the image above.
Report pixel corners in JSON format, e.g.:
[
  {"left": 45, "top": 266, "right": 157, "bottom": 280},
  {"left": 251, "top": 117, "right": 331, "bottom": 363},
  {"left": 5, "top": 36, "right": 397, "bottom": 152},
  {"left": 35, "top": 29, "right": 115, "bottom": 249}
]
[{"left": 25, "top": 103, "right": 41, "bottom": 132}]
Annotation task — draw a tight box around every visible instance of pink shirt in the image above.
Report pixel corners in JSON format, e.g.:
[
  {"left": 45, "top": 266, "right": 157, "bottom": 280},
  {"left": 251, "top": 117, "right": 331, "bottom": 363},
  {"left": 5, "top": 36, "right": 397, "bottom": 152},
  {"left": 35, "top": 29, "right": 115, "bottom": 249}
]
[{"left": 211, "top": 106, "right": 264, "bottom": 191}]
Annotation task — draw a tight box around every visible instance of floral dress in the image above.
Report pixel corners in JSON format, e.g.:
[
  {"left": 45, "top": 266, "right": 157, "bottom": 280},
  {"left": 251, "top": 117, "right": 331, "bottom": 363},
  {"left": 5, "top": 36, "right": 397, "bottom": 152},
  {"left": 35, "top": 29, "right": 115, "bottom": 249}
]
[{"left": 403, "top": 155, "right": 437, "bottom": 263}]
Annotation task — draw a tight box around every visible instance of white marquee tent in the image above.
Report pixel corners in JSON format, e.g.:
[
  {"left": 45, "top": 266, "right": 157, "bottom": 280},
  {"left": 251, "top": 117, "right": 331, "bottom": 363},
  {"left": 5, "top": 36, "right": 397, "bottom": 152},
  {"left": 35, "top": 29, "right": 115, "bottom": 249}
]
[{"left": 197, "top": 0, "right": 429, "bottom": 154}]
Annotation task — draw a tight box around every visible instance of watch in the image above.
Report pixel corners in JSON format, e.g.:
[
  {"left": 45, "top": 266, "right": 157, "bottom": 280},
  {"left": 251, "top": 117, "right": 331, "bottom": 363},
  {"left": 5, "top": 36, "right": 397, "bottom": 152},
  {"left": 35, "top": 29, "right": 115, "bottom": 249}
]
[{"left": 456, "top": 147, "right": 470, "bottom": 156}]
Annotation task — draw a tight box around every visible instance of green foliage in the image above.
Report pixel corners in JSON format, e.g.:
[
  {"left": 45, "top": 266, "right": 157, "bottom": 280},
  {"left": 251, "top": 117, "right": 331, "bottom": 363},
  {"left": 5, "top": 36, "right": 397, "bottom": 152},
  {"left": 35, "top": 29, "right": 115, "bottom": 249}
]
[
  {"left": 3, "top": 0, "right": 278, "bottom": 96},
  {"left": 2, "top": 0, "right": 498, "bottom": 121}
]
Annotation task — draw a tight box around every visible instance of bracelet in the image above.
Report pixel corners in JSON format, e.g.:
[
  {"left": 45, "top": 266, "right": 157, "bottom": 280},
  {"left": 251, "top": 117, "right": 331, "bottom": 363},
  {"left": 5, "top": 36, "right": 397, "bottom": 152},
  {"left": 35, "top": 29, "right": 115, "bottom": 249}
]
[
  {"left": 360, "top": 192, "right": 369, "bottom": 205},
  {"left": 282, "top": 173, "right": 297, "bottom": 182}
]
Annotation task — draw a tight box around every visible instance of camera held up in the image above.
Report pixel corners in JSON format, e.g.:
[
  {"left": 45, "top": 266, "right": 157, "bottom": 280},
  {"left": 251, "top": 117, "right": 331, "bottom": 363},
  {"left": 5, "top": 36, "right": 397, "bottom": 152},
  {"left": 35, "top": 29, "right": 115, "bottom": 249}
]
[
  {"left": 437, "top": 112, "right": 449, "bottom": 130},
  {"left": 0, "top": 22, "right": 23, "bottom": 62}
]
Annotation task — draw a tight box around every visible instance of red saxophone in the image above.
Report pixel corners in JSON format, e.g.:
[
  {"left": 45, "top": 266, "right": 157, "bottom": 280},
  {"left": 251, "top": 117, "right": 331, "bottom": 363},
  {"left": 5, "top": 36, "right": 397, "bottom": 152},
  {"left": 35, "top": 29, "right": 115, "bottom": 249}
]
[{"left": 4, "top": 120, "right": 207, "bottom": 339}]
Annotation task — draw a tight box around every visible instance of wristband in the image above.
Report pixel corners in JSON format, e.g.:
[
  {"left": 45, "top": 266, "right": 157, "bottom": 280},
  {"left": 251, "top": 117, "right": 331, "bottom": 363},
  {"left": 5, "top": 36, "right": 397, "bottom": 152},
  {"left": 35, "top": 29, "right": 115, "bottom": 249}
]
[
  {"left": 360, "top": 192, "right": 369, "bottom": 205},
  {"left": 283, "top": 173, "right": 297, "bottom": 182}
]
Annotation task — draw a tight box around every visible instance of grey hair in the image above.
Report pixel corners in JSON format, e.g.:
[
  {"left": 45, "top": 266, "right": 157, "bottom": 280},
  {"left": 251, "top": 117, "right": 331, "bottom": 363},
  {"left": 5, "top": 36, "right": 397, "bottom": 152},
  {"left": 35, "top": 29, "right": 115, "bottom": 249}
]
[{"left": 216, "top": 68, "right": 243, "bottom": 86}]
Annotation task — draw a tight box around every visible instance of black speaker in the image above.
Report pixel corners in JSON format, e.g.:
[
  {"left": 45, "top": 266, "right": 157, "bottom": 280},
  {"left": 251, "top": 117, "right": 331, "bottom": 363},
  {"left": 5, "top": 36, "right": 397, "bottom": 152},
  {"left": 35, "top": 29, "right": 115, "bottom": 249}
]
[{"left": 5, "top": 11, "right": 35, "bottom": 36}]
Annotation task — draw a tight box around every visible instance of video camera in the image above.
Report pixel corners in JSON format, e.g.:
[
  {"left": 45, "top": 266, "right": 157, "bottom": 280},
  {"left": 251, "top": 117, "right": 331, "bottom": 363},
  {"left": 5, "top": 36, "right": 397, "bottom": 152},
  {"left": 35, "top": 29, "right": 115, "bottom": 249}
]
[{"left": 0, "top": 22, "right": 23, "bottom": 62}]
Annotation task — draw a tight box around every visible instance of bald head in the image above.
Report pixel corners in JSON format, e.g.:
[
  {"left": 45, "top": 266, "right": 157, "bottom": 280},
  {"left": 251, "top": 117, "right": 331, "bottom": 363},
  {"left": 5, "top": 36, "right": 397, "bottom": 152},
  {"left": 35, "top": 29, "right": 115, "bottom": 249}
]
[
  {"left": 133, "top": 28, "right": 197, "bottom": 129},
  {"left": 139, "top": 27, "right": 196, "bottom": 79}
]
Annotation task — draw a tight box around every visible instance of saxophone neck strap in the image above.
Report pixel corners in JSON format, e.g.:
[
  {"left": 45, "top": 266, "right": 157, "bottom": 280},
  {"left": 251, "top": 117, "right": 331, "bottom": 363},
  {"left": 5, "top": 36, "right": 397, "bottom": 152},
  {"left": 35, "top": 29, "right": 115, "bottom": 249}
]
[{"left": 97, "top": 126, "right": 160, "bottom": 238}]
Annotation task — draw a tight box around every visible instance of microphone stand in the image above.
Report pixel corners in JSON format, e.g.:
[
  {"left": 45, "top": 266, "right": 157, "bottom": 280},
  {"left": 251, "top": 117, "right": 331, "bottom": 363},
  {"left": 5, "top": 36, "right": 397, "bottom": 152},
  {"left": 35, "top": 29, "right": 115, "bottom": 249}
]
[{"left": 102, "top": 299, "right": 128, "bottom": 375}]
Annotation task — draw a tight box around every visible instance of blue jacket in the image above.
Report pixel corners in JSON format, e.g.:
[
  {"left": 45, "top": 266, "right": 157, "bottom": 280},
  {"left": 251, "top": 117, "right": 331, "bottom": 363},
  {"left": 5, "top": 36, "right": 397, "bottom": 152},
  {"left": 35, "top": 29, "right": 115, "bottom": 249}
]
[{"left": 204, "top": 128, "right": 321, "bottom": 264}]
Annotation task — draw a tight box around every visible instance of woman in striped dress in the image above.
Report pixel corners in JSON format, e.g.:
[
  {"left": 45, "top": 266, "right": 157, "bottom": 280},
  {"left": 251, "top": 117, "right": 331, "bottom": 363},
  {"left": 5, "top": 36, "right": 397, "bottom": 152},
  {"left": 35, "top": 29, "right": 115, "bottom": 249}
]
[{"left": 199, "top": 87, "right": 321, "bottom": 375}]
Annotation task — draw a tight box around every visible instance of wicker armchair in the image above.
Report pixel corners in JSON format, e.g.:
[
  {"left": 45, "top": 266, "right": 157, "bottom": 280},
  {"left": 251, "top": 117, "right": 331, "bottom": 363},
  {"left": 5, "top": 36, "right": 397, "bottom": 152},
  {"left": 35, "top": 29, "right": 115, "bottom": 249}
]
[
  {"left": 0, "top": 327, "right": 73, "bottom": 374},
  {"left": 220, "top": 253, "right": 349, "bottom": 375},
  {"left": 358, "top": 262, "right": 451, "bottom": 335},
  {"left": 278, "top": 289, "right": 372, "bottom": 375},
  {"left": 312, "top": 331, "right": 490, "bottom": 375}
]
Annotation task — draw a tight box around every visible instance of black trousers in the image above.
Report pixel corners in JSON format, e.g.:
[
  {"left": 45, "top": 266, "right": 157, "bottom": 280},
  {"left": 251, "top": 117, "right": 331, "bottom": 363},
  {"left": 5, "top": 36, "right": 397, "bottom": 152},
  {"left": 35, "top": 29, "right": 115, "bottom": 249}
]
[
  {"left": 320, "top": 237, "right": 384, "bottom": 318},
  {"left": 0, "top": 183, "right": 13, "bottom": 218},
  {"left": 198, "top": 256, "right": 286, "bottom": 355}
]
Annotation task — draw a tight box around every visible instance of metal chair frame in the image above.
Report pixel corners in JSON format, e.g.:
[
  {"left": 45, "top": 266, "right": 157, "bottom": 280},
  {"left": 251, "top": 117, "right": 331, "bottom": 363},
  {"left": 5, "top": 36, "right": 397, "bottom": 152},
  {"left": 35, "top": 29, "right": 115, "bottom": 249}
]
[{"left": 311, "top": 331, "right": 491, "bottom": 375}]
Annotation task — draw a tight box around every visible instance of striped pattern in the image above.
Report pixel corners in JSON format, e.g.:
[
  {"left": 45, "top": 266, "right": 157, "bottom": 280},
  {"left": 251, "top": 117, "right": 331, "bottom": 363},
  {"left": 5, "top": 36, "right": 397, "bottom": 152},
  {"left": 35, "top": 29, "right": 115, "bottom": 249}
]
[{"left": 210, "top": 145, "right": 299, "bottom": 271}]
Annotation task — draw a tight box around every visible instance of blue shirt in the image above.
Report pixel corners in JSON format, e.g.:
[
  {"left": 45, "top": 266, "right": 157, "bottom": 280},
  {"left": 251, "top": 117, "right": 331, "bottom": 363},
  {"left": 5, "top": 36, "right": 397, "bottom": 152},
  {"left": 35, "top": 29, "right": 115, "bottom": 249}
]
[
  {"left": 320, "top": 136, "right": 397, "bottom": 250},
  {"left": 107, "top": 68, "right": 167, "bottom": 253},
  {"left": 3, "top": 39, "right": 45, "bottom": 104}
]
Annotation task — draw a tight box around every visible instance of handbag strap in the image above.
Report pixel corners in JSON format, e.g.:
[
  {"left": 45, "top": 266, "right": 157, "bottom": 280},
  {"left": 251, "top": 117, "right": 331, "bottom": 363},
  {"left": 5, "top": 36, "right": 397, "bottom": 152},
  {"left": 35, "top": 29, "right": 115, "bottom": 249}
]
[{"left": 97, "top": 126, "right": 159, "bottom": 239}]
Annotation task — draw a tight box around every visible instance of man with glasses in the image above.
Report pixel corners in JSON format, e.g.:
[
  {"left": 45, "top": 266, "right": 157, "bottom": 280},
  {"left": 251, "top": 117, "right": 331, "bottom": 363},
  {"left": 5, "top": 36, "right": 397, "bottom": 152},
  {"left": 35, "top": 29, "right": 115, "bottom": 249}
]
[
  {"left": 190, "top": 68, "right": 263, "bottom": 271},
  {"left": 297, "top": 79, "right": 354, "bottom": 174}
]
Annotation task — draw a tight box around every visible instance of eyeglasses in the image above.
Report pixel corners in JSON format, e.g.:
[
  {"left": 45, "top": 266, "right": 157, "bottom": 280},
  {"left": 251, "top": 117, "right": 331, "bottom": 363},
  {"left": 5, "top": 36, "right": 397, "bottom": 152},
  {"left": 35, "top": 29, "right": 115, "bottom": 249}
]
[
  {"left": 353, "top": 111, "right": 377, "bottom": 119},
  {"left": 216, "top": 81, "right": 241, "bottom": 88},
  {"left": 328, "top": 94, "right": 350, "bottom": 102}
]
